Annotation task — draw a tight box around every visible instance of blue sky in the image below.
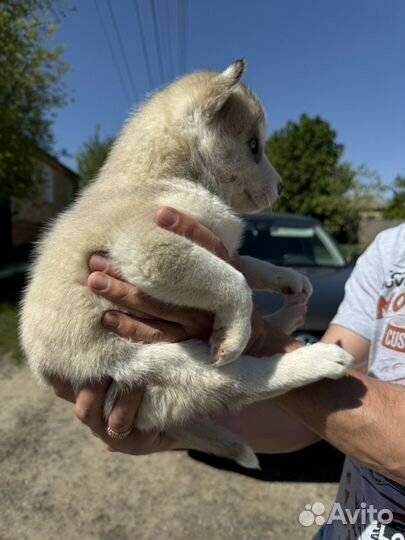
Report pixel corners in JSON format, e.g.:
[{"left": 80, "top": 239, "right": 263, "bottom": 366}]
[{"left": 53, "top": 0, "right": 405, "bottom": 185}]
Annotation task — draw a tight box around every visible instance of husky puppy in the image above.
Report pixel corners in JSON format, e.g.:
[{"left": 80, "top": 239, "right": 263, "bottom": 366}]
[{"left": 20, "top": 60, "right": 352, "bottom": 468}]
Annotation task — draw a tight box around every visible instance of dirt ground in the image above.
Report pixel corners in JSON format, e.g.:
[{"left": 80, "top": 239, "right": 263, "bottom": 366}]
[{"left": 0, "top": 360, "right": 339, "bottom": 540}]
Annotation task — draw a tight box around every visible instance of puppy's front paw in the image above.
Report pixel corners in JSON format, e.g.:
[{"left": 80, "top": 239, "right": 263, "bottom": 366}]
[
  {"left": 210, "top": 315, "right": 252, "bottom": 367},
  {"left": 278, "top": 270, "right": 312, "bottom": 299},
  {"left": 210, "top": 327, "right": 249, "bottom": 367},
  {"left": 268, "top": 294, "right": 308, "bottom": 335},
  {"left": 211, "top": 286, "right": 253, "bottom": 367}
]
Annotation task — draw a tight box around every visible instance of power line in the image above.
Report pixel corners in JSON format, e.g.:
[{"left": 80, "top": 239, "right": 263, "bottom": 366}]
[
  {"left": 157, "top": 0, "right": 169, "bottom": 81},
  {"left": 150, "top": 0, "right": 165, "bottom": 85},
  {"left": 183, "top": 0, "right": 188, "bottom": 72},
  {"left": 177, "top": 0, "right": 187, "bottom": 74},
  {"left": 182, "top": 0, "right": 187, "bottom": 72},
  {"left": 106, "top": 0, "right": 139, "bottom": 102},
  {"left": 132, "top": 0, "right": 155, "bottom": 89},
  {"left": 94, "top": 0, "right": 131, "bottom": 104},
  {"left": 177, "top": 0, "right": 182, "bottom": 74},
  {"left": 163, "top": 0, "right": 174, "bottom": 80}
]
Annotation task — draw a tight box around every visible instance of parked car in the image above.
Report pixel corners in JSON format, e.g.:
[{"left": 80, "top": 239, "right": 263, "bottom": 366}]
[{"left": 239, "top": 213, "right": 353, "bottom": 342}]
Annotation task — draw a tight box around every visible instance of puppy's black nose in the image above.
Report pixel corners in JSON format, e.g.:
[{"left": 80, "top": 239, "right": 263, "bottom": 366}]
[{"left": 277, "top": 182, "right": 284, "bottom": 196}]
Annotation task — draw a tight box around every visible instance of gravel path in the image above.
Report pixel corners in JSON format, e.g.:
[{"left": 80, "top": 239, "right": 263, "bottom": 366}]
[{"left": 0, "top": 361, "right": 338, "bottom": 540}]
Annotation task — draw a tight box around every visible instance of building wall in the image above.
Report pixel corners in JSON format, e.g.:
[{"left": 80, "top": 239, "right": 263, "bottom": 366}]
[
  {"left": 358, "top": 217, "right": 404, "bottom": 247},
  {"left": 11, "top": 155, "right": 78, "bottom": 248}
]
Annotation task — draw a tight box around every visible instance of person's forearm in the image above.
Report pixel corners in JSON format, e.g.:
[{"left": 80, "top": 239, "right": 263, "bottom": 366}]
[
  {"left": 274, "top": 369, "right": 405, "bottom": 484},
  {"left": 215, "top": 399, "right": 320, "bottom": 453},
  {"left": 246, "top": 316, "right": 303, "bottom": 358}
]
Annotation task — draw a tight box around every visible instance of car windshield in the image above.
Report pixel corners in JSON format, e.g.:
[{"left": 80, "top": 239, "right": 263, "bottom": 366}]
[{"left": 240, "top": 220, "right": 347, "bottom": 268}]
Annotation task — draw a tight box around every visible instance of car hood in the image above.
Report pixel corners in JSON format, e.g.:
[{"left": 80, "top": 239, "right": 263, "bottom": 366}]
[{"left": 253, "top": 265, "right": 353, "bottom": 333}]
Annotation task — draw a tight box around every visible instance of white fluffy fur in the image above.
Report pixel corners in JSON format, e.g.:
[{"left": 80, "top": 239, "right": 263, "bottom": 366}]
[{"left": 20, "top": 60, "right": 352, "bottom": 468}]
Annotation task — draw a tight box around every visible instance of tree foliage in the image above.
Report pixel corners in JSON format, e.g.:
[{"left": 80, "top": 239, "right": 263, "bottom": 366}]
[
  {"left": 266, "top": 114, "right": 359, "bottom": 243},
  {"left": 383, "top": 175, "right": 405, "bottom": 219},
  {"left": 0, "top": 0, "right": 68, "bottom": 202},
  {"left": 76, "top": 127, "right": 115, "bottom": 186}
]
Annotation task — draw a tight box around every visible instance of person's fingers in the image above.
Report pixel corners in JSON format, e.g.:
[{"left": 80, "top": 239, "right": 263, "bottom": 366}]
[
  {"left": 88, "top": 272, "right": 213, "bottom": 330},
  {"left": 107, "top": 387, "right": 144, "bottom": 434},
  {"left": 98, "top": 387, "right": 177, "bottom": 454},
  {"left": 88, "top": 253, "right": 122, "bottom": 278},
  {"left": 51, "top": 379, "right": 75, "bottom": 403},
  {"left": 88, "top": 272, "right": 157, "bottom": 313},
  {"left": 72, "top": 381, "right": 177, "bottom": 455},
  {"left": 74, "top": 380, "right": 111, "bottom": 431},
  {"left": 102, "top": 310, "right": 210, "bottom": 342},
  {"left": 155, "top": 207, "right": 231, "bottom": 262}
]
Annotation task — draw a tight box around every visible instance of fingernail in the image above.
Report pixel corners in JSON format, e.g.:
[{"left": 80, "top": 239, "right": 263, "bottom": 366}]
[
  {"left": 90, "top": 254, "right": 108, "bottom": 271},
  {"left": 103, "top": 312, "right": 119, "bottom": 328},
  {"left": 157, "top": 208, "right": 179, "bottom": 229},
  {"left": 91, "top": 274, "right": 109, "bottom": 291}
]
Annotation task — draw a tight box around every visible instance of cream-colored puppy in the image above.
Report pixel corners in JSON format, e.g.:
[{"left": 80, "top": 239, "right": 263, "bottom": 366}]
[{"left": 20, "top": 60, "right": 352, "bottom": 468}]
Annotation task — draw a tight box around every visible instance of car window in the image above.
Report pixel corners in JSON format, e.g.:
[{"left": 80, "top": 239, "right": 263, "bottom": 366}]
[{"left": 240, "top": 220, "right": 346, "bottom": 268}]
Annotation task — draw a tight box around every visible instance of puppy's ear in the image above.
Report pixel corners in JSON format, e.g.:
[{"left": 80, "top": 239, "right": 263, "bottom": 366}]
[{"left": 202, "top": 59, "right": 246, "bottom": 118}]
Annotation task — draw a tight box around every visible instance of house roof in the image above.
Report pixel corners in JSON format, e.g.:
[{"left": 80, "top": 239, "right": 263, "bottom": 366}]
[{"left": 36, "top": 147, "right": 79, "bottom": 180}]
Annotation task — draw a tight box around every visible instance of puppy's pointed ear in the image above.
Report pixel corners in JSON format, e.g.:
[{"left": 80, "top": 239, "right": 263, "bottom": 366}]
[{"left": 202, "top": 59, "right": 246, "bottom": 118}]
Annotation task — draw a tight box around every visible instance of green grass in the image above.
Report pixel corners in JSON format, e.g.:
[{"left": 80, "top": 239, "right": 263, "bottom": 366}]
[{"left": 0, "top": 301, "right": 23, "bottom": 364}]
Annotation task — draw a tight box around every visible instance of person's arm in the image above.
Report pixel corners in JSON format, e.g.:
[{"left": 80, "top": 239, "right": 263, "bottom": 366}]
[
  {"left": 273, "top": 365, "right": 405, "bottom": 485},
  {"left": 213, "top": 323, "right": 371, "bottom": 454},
  {"left": 231, "top": 291, "right": 405, "bottom": 484},
  {"left": 269, "top": 323, "right": 405, "bottom": 484}
]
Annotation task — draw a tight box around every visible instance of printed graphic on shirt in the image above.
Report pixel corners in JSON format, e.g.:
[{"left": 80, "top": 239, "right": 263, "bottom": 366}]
[
  {"left": 371, "top": 264, "right": 405, "bottom": 383},
  {"left": 377, "top": 266, "right": 405, "bottom": 320},
  {"left": 381, "top": 318, "right": 405, "bottom": 353},
  {"left": 383, "top": 266, "right": 405, "bottom": 289},
  {"left": 365, "top": 521, "right": 405, "bottom": 540}
]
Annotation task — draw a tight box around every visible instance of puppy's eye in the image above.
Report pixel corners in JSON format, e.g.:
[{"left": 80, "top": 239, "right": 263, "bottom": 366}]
[{"left": 248, "top": 137, "right": 259, "bottom": 155}]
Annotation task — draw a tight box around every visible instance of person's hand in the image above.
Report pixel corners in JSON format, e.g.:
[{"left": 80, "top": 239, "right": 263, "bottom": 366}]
[
  {"left": 87, "top": 207, "right": 270, "bottom": 354},
  {"left": 52, "top": 378, "right": 177, "bottom": 454},
  {"left": 52, "top": 207, "right": 299, "bottom": 454}
]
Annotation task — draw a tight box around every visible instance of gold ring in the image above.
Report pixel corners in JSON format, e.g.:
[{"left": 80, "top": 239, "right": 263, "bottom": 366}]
[{"left": 106, "top": 426, "right": 132, "bottom": 440}]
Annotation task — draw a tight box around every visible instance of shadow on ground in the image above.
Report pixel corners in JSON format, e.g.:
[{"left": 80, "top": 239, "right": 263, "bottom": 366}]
[{"left": 189, "top": 440, "right": 345, "bottom": 482}]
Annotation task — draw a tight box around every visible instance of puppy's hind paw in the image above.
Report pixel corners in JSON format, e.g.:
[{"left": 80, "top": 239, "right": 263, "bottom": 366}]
[
  {"left": 324, "top": 348, "right": 353, "bottom": 379},
  {"left": 310, "top": 343, "right": 353, "bottom": 380}
]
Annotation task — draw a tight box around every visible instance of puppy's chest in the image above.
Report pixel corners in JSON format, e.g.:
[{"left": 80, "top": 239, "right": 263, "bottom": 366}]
[
  {"left": 203, "top": 216, "right": 244, "bottom": 256},
  {"left": 177, "top": 208, "right": 243, "bottom": 256},
  {"left": 154, "top": 184, "right": 244, "bottom": 256}
]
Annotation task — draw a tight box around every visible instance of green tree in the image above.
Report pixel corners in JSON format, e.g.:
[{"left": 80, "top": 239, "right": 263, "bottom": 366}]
[
  {"left": 383, "top": 175, "right": 405, "bottom": 219},
  {"left": 0, "top": 0, "right": 68, "bottom": 201},
  {"left": 266, "top": 114, "right": 359, "bottom": 243},
  {"left": 0, "top": 0, "right": 68, "bottom": 260},
  {"left": 76, "top": 127, "right": 115, "bottom": 186}
]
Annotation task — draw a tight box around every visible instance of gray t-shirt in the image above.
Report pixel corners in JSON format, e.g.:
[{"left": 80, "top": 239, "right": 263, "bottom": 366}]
[{"left": 314, "top": 224, "right": 405, "bottom": 540}]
